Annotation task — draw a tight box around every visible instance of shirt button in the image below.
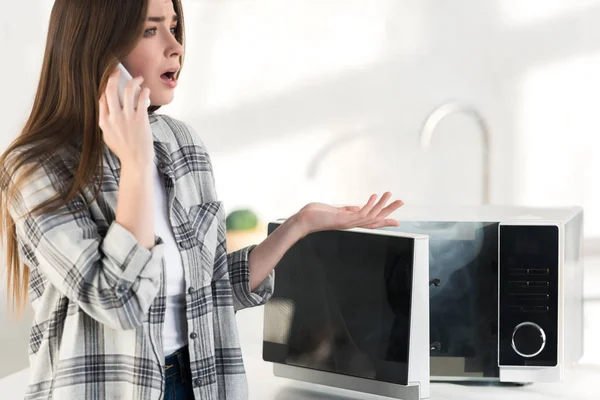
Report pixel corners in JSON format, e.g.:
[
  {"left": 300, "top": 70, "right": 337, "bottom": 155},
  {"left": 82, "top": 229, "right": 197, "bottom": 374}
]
[
  {"left": 117, "top": 284, "right": 127, "bottom": 293},
  {"left": 188, "top": 287, "right": 195, "bottom": 295},
  {"left": 178, "top": 242, "right": 186, "bottom": 250},
  {"left": 194, "top": 378, "right": 202, "bottom": 387},
  {"left": 190, "top": 332, "right": 198, "bottom": 339}
]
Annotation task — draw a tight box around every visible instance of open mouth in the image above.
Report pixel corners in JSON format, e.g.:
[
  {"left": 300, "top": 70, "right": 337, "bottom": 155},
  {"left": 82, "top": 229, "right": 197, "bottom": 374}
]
[{"left": 161, "top": 71, "right": 176, "bottom": 81}]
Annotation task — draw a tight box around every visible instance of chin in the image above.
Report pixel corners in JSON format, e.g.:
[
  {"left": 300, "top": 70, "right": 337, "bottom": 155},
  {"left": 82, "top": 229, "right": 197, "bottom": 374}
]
[{"left": 149, "top": 92, "right": 175, "bottom": 107}]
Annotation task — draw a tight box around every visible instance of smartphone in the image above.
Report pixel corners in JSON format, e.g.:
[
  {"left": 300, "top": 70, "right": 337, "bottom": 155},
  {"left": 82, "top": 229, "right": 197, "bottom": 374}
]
[{"left": 116, "top": 63, "right": 142, "bottom": 108}]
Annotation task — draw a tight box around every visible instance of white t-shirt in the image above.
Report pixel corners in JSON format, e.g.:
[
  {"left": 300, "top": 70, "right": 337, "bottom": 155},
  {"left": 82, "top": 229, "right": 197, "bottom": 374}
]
[{"left": 153, "top": 165, "right": 187, "bottom": 356}]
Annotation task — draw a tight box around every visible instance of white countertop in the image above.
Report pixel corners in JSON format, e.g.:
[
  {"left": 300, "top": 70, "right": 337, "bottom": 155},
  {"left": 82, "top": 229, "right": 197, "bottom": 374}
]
[{"left": 255, "top": 367, "right": 600, "bottom": 400}]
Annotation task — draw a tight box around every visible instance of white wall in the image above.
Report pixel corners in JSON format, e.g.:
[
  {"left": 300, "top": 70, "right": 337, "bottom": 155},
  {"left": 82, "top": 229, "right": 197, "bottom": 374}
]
[
  {"left": 164, "top": 0, "right": 600, "bottom": 237},
  {"left": 0, "top": 299, "right": 32, "bottom": 379}
]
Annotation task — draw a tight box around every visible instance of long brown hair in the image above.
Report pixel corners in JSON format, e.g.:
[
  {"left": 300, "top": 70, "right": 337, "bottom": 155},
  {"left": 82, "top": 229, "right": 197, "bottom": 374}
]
[{"left": 0, "top": 0, "right": 185, "bottom": 315}]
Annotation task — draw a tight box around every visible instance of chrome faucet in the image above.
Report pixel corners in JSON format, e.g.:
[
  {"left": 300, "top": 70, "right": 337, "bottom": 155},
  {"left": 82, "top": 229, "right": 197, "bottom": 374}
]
[
  {"left": 419, "top": 102, "right": 491, "bottom": 204},
  {"left": 306, "top": 126, "right": 370, "bottom": 179}
]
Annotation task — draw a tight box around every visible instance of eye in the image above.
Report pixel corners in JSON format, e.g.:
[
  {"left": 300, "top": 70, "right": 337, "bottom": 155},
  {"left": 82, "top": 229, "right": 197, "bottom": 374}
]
[
  {"left": 144, "top": 28, "right": 157, "bottom": 37},
  {"left": 170, "top": 26, "right": 177, "bottom": 35}
]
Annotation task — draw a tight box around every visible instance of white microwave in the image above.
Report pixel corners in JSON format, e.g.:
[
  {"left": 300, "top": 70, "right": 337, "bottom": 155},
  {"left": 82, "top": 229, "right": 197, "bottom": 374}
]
[
  {"left": 387, "top": 205, "right": 584, "bottom": 384},
  {"left": 263, "top": 205, "right": 583, "bottom": 399}
]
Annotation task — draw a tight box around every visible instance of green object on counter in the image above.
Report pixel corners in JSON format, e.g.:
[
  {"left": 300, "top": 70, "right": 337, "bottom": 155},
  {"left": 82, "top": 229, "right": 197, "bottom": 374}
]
[{"left": 226, "top": 209, "right": 259, "bottom": 231}]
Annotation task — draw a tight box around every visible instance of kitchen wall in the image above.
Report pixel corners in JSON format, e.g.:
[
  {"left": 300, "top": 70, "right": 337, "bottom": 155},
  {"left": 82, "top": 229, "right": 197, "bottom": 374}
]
[
  {"left": 161, "top": 0, "right": 600, "bottom": 239},
  {"left": 1, "top": 0, "right": 599, "bottom": 384},
  {"left": 0, "top": 300, "right": 31, "bottom": 379}
]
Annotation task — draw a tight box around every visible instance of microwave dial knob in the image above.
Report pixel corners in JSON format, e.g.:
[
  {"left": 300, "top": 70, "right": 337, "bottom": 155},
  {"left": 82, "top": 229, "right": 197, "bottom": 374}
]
[{"left": 511, "top": 322, "right": 546, "bottom": 358}]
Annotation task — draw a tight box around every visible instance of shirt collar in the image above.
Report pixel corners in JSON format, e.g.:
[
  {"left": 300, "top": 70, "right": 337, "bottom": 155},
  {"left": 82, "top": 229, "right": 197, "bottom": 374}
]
[{"left": 149, "top": 113, "right": 173, "bottom": 145}]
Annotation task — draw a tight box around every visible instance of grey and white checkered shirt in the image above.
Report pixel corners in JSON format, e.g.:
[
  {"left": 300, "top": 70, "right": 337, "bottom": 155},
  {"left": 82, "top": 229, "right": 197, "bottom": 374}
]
[{"left": 8, "top": 114, "right": 274, "bottom": 400}]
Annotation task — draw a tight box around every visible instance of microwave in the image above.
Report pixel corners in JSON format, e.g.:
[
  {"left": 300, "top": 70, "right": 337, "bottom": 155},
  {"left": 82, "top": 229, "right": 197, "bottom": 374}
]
[
  {"left": 386, "top": 205, "right": 584, "bottom": 384},
  {"left": 262, "top": 226, "right": 431, "bottom": 400}
]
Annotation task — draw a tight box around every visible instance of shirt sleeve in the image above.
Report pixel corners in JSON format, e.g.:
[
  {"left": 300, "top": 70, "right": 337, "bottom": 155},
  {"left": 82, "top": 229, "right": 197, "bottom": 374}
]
[
  {"left": 8, "top": 165, "right": 164, "bottom": 330},
  {"left": 227, "top": 245, "right": 274, "bottom": 312}
]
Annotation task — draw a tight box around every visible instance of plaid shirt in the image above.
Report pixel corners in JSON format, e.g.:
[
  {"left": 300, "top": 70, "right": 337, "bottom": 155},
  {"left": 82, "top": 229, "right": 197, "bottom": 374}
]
[{"left": 8, "top": 114, "right": 274, "bottom": 400}]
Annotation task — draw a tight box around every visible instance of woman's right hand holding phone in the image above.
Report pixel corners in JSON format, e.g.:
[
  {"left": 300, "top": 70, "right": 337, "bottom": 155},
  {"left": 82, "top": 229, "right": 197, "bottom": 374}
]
[
  {"left": 99, "top": 67, "right": 154, "bottom": 168},
  {"left": 99, "top": 67, "right": 156, "bottom": 249}
]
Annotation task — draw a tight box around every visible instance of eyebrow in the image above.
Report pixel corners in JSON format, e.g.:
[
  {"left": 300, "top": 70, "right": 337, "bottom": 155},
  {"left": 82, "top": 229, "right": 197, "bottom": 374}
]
[{"left": 147, "top": 14, "right": 178, "bottom": 22}]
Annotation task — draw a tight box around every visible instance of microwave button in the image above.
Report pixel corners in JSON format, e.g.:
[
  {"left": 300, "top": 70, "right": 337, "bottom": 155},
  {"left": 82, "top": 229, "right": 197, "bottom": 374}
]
[
  {"left": 509, "top": 269, "right": 528, "bottom": 275},
  {"left": 512, "top": 322, "right": 546, "bottom": 358},
  {"left": 521, "top": 305, "right": 550, "bottom": 313},
  {"left": 528, "top": 268, "right": 550, "bottom": 275},
  {"left": 528, "top": 281, "right": 549, "bottom": 288}
]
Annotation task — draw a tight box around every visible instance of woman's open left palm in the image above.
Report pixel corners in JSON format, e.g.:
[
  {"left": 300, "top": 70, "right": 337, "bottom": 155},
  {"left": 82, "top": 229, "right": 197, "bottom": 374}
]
[{"left": 297, "top": 192, "right": 404, "bottom": 234}]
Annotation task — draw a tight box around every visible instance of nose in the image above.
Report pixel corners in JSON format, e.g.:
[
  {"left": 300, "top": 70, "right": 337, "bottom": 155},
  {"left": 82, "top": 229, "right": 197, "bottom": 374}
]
[{"left": 166, "top": 35, "right": 184, "bottom": 59}]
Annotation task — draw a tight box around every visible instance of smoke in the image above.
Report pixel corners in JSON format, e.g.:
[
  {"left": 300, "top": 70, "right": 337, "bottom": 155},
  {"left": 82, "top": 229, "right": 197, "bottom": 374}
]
[
  {"left": 388, "top": 221, "right": 485, "bottom": 298},
  {"left": 386, "top": 221, "right": 497, "bottom": 358}
]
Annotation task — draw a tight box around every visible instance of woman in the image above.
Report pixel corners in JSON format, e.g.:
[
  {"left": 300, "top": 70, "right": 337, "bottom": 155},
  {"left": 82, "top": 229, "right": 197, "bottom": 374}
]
[{"left": 0, "top": 0, "right": 403, "bottom": 399}]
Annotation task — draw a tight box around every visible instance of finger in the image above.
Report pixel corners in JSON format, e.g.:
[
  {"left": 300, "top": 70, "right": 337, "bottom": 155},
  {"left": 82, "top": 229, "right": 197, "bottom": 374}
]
[
  {"left": 124, "top": 76, "right": 144, "bottom": 113},
  {"left": 98, "top": 94, "right": 109, "bottom": 128},
  {"left": 375, "top": 200, "right": 404, "bottom": 219},
  {"left": 137, "top": 87, "right": 151, "bottom": 113},
  {"left": 368, "top": 191, "right": 392, "bottom": 218},
  {"left": 359, "top": 194, "right": 378, "bottom": 216},
  {"left": 105, "top": 68, "right": 122, "bottom": 115}
]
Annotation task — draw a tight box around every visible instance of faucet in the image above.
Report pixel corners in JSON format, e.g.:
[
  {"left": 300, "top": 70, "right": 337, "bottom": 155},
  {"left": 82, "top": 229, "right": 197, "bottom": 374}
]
[
  {"left": 419, "top": 102, "right": 491, "bottom": 204},
  {"left": 306, "top": 126, "right": 370, "bottom": 179}
]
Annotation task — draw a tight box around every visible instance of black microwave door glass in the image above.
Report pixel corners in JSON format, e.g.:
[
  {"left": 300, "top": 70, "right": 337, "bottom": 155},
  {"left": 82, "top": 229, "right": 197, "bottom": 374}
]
[{"left": 263, "top": 226, "right": 416, "bottom": 386}]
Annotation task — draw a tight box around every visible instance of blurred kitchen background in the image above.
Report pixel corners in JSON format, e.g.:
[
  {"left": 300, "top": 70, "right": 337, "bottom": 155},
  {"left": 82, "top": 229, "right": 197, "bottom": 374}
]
[{"left": 1, "top": 0, "right": 600, "bottom": 391}]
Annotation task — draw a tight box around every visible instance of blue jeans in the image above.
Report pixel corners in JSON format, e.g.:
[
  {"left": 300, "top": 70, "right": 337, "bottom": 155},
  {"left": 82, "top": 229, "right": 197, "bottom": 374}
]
[{"left": 164, "top": 346, "right": 195, "bottom": 400}]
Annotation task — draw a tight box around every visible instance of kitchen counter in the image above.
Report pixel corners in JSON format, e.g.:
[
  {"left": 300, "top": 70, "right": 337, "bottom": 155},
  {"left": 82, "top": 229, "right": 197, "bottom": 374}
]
[{"left": 2, "top": 367, "right": 598, "bottom": 400}]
